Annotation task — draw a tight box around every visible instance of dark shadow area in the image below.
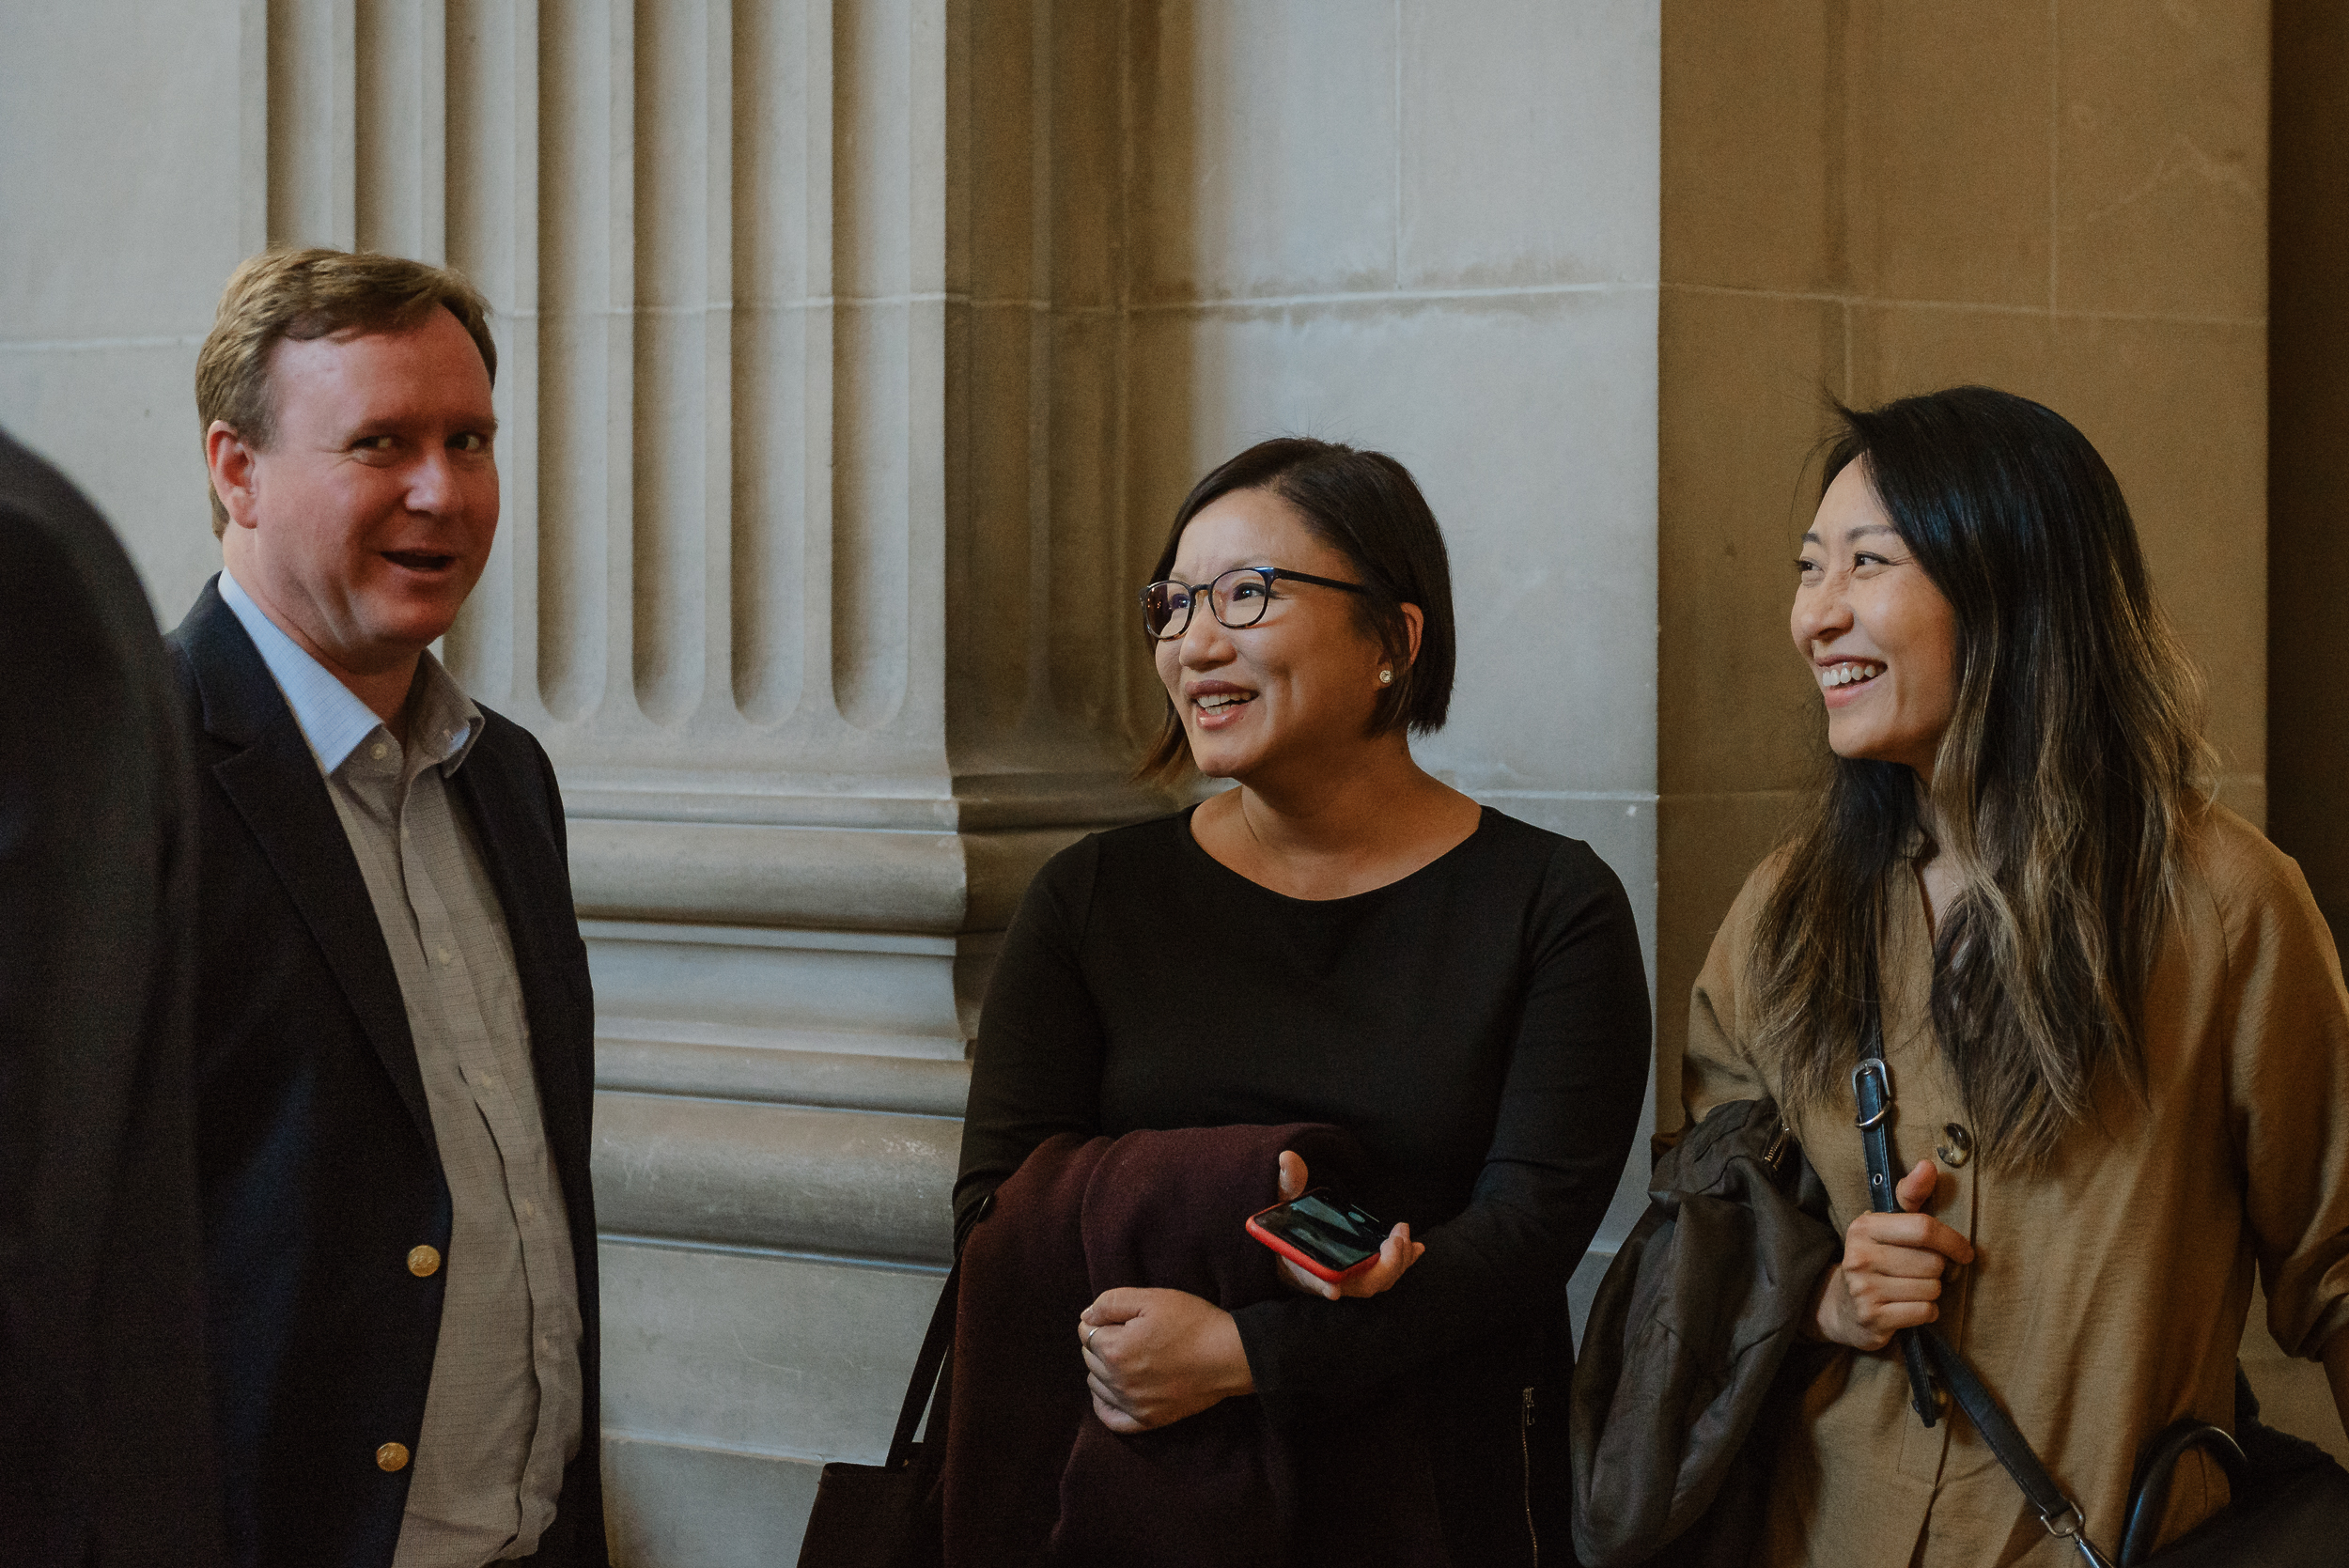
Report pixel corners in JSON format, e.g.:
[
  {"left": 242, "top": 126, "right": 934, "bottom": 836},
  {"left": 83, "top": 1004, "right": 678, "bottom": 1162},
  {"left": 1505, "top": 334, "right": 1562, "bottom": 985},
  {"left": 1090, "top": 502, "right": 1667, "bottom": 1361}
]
[{"left": 2270, "top": 2, "right": 2349, "bottom": 946}]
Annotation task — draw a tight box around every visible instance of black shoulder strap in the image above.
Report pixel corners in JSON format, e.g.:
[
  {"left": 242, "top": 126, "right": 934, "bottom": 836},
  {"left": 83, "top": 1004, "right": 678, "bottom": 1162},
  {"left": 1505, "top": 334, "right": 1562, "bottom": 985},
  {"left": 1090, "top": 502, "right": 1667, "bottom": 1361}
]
[
  {"left": 1913, "top": 1328, "right": 2118, "bottom": 1566},
  {"left": 1853, "top": 1027, "right": 2120, "bottom": 1568},
  {"left": 885, "top": 1258, "right": 960, "bottom": 1470},
  {"left": 1849, "top": 957, "right": 1942, "bottom": 1429}
]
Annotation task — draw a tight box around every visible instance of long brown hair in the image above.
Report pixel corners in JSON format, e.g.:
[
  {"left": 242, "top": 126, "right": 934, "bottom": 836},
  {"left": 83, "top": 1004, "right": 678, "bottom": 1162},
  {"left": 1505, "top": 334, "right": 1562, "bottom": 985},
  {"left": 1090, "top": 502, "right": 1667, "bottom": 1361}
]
[{"left": 1750, "top": 387, "right": 2213, "bottom": 1166}]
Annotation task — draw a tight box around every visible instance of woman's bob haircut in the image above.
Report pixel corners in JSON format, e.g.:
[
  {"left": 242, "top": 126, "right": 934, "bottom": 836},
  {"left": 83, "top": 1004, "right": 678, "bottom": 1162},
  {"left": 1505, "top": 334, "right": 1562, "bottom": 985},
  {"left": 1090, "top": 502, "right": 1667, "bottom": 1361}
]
[{"left": 1136, "top": 437, "right": 1456, "bottom": 784}]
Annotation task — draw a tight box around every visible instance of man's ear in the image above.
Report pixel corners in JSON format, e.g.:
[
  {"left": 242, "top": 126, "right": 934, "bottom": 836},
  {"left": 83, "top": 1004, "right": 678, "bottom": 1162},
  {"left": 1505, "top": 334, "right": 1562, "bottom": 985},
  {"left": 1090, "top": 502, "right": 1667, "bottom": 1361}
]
[{"left": 206, "top": 421, "right": 261, "bottom": 530}]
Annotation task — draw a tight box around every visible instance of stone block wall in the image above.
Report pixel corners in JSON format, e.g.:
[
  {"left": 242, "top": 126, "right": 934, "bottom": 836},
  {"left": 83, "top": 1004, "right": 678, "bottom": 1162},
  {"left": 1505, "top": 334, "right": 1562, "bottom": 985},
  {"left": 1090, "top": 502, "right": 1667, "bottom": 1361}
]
[
  {"left": 1656, "top": 0, "right": 2271, "bottom": 1129},
  {"left": 1, "top": 2, "right": 1663, "bottom": 1558},
  {"left": 1657, "top": 0, "right": 2349, "bottom": 1463}
]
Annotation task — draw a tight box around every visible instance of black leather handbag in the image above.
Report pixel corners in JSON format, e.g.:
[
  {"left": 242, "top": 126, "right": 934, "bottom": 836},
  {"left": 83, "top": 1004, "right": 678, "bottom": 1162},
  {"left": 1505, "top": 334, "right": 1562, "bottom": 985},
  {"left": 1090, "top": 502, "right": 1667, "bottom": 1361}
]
[
  {"left": 2126, "top": 1389, "right": 2349, "bottom": 1565},
  {"left": 1567, "top": 1096, "right": 1842, "bottom": 1567},
  {"left": 792, "top": 1261, "right": 957, "bottom": 1568}
]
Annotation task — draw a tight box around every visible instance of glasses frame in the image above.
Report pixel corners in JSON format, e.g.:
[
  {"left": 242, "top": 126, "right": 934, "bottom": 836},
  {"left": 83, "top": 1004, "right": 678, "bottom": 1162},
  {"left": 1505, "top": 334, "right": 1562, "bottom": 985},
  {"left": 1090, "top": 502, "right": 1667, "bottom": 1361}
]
[{"left": 1138, "top": 566, "right": 1369, "bottom": 641}]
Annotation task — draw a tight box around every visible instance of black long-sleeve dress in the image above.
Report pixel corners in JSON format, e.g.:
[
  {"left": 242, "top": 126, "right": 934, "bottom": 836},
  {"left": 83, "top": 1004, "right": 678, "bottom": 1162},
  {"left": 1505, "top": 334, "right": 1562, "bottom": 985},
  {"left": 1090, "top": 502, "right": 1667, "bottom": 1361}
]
[{"left": 956, "top": 805, "right": 1651, "bottom": 1565}]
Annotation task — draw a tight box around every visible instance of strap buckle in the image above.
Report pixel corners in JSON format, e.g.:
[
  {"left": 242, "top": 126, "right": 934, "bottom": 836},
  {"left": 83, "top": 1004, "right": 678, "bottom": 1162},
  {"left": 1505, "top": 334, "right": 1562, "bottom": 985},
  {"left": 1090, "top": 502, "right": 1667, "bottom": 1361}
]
[
  {"left": 2040, "top": 1502, "right": 2118, "bottom": 1568},
  {"left": 1851, "top": 1058, "right": 1894, "bottom": 1129}
]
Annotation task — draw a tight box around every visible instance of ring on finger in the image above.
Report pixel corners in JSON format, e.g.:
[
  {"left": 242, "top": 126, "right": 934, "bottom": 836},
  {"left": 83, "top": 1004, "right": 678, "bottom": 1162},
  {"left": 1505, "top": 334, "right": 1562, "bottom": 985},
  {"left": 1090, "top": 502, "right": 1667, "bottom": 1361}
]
[{"left": 1085, "top": 1326, "right": 1099, "bottom": 1353}]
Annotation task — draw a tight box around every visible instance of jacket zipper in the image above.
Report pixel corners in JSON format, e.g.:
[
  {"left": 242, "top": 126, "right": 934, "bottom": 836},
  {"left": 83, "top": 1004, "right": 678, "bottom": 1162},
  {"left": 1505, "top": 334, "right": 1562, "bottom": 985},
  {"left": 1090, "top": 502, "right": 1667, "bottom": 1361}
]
[{"left": 1520, "top": 1385, "right": 1539, "bottom": 1566}]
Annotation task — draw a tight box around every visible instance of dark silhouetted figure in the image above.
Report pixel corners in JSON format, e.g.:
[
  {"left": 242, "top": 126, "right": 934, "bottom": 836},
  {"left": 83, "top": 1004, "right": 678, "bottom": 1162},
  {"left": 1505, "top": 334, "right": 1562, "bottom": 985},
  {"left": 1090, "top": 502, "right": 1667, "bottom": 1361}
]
[{"left": 0, "top": 427, "right": 222, "bottom": 1568}]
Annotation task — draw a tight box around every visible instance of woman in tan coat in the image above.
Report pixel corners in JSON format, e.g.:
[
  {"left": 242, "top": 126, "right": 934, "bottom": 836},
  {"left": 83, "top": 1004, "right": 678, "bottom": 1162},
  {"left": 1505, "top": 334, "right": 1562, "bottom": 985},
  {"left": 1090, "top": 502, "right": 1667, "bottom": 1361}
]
[{"left": 1683, "top": 384, "right": 2349, "bottom": 1565}]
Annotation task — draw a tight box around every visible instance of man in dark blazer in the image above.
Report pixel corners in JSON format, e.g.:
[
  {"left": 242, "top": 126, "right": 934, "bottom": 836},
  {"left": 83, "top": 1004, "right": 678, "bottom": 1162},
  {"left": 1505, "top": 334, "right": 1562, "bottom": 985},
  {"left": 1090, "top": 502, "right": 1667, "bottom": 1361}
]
[
  {"left": 169, "top": 248, "right": 607, "bottom": 1568},
  {"left": 0, "top": 428, "right": 223, "bottom": 1568}
]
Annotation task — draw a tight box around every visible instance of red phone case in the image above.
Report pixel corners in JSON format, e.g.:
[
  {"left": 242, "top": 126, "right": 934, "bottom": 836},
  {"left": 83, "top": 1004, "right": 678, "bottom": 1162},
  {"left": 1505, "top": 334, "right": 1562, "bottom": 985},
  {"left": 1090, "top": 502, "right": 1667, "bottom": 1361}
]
[{"left": 1245, "top": 1203, "right": 1382, "bottom": 1284}]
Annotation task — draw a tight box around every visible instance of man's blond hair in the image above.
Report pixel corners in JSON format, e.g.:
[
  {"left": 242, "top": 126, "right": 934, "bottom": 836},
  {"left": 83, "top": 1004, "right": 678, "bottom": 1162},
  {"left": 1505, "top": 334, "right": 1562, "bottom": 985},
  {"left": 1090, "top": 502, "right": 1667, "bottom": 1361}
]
[{"left": 194, "top": 246, "right": 496, "bottom": 537}]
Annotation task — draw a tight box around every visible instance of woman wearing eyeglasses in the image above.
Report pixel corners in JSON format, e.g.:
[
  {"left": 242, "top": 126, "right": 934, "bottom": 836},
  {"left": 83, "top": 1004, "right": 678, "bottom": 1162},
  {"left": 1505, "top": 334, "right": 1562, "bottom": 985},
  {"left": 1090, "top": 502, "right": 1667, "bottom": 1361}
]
[{"left": 953, "top": 437, "right": 1651, "bottom": 1565}]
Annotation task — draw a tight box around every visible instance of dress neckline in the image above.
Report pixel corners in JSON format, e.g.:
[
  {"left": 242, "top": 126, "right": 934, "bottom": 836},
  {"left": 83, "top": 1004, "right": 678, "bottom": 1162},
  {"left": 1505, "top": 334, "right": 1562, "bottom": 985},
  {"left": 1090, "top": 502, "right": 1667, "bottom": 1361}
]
[{"left": 1174, "top": 801, "right": 1495, "bottom": 907}]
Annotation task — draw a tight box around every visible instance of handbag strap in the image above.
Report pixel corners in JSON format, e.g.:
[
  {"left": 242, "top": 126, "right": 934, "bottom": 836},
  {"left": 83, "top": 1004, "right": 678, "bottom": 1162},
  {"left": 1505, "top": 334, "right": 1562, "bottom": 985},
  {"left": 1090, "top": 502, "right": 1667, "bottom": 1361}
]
[
  {"left": 884, "top": 1256, "right": 961, "bottom": 1470},
  {"left": 1852, "top": 1042, "right": 2119, "bottom": 1568},
  {"left": 1850, "top": 970, "right": 1943, "bottom": 1429},
  {"left": 2121, "top": 1419, "right": 2246, "bottom": 1563},
  {"left": 1917, "top": 1327, "right": 2117, "bottom": 1567}
]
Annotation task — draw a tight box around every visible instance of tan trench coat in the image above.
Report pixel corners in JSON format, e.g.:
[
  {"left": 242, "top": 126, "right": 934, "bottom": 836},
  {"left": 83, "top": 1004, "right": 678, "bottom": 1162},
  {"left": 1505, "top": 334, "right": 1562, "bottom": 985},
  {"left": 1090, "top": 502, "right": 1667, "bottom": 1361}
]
[{"left": 1682, "top": 805, "right": 2349, "bottom": 1567}]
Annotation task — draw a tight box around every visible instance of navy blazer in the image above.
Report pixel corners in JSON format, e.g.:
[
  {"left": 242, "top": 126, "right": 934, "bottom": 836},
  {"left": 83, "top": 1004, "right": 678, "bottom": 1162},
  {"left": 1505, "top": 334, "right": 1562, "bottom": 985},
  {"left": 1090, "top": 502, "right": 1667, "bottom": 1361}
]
[{"left": 165, "top": 578, "right": 608, "bottom": 1568}]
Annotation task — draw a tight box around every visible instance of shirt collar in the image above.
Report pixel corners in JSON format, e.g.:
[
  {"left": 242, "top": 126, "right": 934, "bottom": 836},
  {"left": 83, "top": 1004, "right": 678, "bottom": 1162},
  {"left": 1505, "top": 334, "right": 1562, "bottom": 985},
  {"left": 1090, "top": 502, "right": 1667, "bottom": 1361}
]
[
  {"left": 218, "top": 567, "right": 483, "bottom": 776},
  {"left": 404, "top": 654, "right": 486, "bottom": 774}
]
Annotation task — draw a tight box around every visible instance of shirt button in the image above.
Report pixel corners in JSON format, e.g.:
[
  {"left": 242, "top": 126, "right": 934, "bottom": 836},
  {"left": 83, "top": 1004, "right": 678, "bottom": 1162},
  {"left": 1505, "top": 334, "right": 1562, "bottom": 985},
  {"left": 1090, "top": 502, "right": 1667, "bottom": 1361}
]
[
  {"left": 369, "top": 742, "right": 389, "bottom": 761},
  {"left": 406, "top": 1245, "right": 441, "bottom": 1278},
  {"left": 518, "top": 1199, "right": 537, "bottom": 1220},
  {"left": 1937, "top": 1122, "right": 1975, "bottom": 1168},
  {"left": 377, "top": 1442, "right": 410, "bottom": 1472},
  {"left": 435, "top": 946, "right": 455, "bottom": 966}
]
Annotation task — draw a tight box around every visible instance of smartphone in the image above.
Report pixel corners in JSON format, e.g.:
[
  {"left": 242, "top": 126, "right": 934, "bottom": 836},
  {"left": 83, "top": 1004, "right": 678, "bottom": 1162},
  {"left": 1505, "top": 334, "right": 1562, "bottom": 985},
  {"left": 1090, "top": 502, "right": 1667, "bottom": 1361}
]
[{"left": 1244, "top": 1188, "right": 1390, "bottom": 1283}]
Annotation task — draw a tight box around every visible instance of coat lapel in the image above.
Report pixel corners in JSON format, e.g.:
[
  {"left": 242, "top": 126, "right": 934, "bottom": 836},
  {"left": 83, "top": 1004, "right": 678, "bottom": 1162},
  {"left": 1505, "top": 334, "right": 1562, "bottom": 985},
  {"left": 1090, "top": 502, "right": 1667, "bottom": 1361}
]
[
  {"left": 449, "top": 732, "right": 592, "bottom": 1179},
  {"left": 179, "top": 581, "right": 440, "bottom": 1157}
]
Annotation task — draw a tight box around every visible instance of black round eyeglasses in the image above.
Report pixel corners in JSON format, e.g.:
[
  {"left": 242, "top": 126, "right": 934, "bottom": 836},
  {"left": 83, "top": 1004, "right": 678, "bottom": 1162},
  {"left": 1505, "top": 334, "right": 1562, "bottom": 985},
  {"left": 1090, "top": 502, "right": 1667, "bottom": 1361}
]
[{"left": 1138, "top": 567, "right": 1368, "bottom": 640}]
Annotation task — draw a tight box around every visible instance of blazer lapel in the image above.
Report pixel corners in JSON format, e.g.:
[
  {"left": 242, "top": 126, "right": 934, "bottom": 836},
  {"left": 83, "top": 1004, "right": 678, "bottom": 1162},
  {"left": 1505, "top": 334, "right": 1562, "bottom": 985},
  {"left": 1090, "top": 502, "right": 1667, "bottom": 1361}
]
[
  {"left": 179, "top": 582, "right": 440, "bottom": 1157},
  {"left": 449, "top": 733, "right": 591, "bottom": 1172}
]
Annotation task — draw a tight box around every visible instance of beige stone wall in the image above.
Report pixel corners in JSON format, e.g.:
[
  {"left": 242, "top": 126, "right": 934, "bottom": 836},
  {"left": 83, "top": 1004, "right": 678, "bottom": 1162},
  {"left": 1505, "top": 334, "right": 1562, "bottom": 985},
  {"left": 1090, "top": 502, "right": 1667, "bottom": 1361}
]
[
  {"left": 0, "top": 2, "right": 259, "bottom": 606},
  {"left": 1657, "top": 0, "right": 2349, "bottom": 1464},
  {"left": 1656, "top": 0, "right": 2271, "bottom": 1125},
  {"left": 1115, "top": 3, "right": 1663, "bottom": 919}
]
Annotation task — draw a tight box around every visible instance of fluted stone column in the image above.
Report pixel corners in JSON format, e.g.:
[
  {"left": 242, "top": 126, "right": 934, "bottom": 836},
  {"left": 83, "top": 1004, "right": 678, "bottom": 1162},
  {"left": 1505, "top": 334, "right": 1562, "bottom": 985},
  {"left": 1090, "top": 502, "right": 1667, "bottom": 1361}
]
[
  {"left": 9, "top": 0, "right": 1171, "bottom": 1550},
  {"left": 325, "top": 1, "right": 1168, "bottom": 1549}
]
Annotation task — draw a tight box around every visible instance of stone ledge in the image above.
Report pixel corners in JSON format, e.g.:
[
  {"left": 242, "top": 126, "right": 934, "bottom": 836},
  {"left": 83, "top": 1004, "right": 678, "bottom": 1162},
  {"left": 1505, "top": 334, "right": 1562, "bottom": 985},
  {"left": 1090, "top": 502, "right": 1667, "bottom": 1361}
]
[
  {"left": 583, "top": 920, "right": 985, "bottom": 1061},
  {"left": 592, "top": 1092, "right": 957, "bottom": 1264},
  {"left": 562, "top": 768, "right": 1172, "bottom": 832},
  {"left": 598, "top": 1037, "right": 972, "bottom": 1118},
  {"left": 568, "top": 817, "right": 1091, "bottom": 932}
]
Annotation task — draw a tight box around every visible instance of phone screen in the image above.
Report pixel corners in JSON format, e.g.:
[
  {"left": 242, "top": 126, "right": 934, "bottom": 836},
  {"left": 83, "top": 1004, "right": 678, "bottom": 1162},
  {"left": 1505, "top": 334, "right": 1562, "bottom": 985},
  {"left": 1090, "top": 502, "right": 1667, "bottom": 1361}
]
[{"left": 1252, "top": 1189, "right": 1387, "bottom": 1271}]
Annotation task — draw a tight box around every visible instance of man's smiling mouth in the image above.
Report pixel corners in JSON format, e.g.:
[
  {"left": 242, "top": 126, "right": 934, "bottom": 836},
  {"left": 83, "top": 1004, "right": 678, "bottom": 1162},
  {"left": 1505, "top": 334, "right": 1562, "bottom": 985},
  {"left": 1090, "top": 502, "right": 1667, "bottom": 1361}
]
[{"left": 383, "top": 551, "right": 458, "bottom": 571}]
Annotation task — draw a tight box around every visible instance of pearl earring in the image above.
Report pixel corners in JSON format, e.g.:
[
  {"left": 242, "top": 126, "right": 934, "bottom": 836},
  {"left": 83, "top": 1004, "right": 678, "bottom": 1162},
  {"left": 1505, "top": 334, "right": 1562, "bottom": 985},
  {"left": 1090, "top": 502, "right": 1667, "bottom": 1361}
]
[{"left": 1378, "top": 669, "right": 1394, "bottom": 686}]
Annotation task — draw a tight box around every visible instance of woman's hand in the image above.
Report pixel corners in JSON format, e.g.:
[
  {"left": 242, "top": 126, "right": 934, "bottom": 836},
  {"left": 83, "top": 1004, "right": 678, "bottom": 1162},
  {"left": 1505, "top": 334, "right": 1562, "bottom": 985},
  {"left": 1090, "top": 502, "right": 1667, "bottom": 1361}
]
[
  {"left": 1271, "top": 1150, "right": 1425, "bottom": 1300},
  {"left": 1074, "top": 1149, "right": 1433, "bottom": 1433},
  {"left": 1078, "top": 1289, "right": 1254, "bottom": 1433},
  {"left": 1811, "top": 1157, "right": 1974, "bottom": 1351}
]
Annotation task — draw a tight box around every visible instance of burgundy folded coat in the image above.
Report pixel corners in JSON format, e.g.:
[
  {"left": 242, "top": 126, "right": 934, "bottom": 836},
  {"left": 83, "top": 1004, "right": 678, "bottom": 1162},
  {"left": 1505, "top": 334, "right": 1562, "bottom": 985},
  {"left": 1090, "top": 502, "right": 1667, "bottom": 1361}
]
[{"left": 942, "top": 1123, "right": 1448, "bottom": 1567}]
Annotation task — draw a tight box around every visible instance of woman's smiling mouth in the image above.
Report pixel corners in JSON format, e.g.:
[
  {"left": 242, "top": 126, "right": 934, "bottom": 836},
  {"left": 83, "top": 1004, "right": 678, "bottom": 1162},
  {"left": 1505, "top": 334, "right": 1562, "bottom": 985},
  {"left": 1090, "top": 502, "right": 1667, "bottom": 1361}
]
[
  {"left": 1817, "top": 659, "right": 1884, "bottom": 690},
  {"left": 1189, "top": 686, "right": 1256, "bottom": 727},
  {"left": 1816, "top": 659, "right": 1886, "bottom": 709}
]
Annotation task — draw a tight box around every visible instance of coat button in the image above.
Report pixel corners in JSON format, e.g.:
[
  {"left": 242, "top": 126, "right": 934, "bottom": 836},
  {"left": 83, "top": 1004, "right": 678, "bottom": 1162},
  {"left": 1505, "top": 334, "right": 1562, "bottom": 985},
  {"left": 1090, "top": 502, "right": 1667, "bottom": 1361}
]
[
  {"left": 1937, "top": 1123, "right": 1974, "bottom": 1168},
  {"left": 377, "top": 1442, "right": 411, "bottom": 1472},
  {"left": 407, "top": 1245, "right": 442, "bottom": 1278}
]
